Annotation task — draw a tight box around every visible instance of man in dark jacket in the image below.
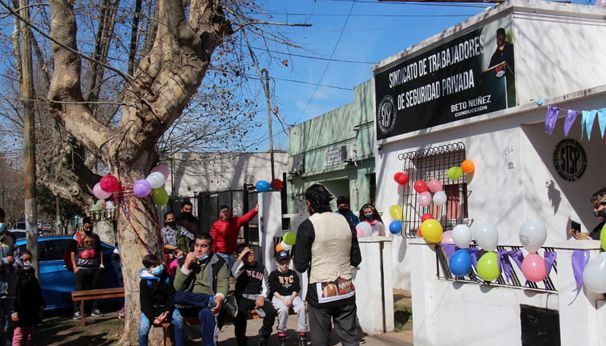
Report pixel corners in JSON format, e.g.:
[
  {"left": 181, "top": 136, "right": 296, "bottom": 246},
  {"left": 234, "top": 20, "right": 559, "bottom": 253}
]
[
  {"left": 176, "top": 201, "right": 201, "bottom": 237},
  {"left": 294, "top": 184, "right": 361, "bottom": 346},
  {"left": 336, "top": 196, "right": 359, "bottom": 229}
]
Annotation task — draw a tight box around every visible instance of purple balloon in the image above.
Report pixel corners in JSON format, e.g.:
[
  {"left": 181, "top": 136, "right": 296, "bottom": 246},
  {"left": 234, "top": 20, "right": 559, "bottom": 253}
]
[
  {"left": 93, "top": 183, "right": 112, "bottom": 200},
  {"left": 151, "top": 164, "right": 170, "bottom": 179},
  {"left": 133, "top": 179, "right": 152, "bottom": 198}
]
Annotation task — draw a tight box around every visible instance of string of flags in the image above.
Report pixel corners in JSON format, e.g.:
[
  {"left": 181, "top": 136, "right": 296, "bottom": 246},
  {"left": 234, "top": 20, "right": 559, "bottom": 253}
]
[{"left": 544, "top": 103, "right": 606, "bottom": 139}]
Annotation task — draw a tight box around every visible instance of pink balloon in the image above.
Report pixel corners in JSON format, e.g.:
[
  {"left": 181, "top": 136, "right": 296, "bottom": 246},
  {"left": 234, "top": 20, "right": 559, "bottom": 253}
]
[
  {"left": 427, "top": 179, "right": 443, "bottom": 193},
  {"left": 521, "top": 253, "right": 548, "bottom": 282},
  {"left": 356, "top": 228, "right": 365, "bottom": 238},
  {"left": 93, "top": 183, "right": 112, "bottom": 200},
  {"left": 418, "top": 192, "right": 432, "bottom": 207},
  {"left": 441, "top": 230, "right": 454, "bottom": 244},
  {"left": 597, "top": 0, "right": 606, "bottom": 8},
  {"left": 152, "top": 163, "right": 170, "bottom": 179}
]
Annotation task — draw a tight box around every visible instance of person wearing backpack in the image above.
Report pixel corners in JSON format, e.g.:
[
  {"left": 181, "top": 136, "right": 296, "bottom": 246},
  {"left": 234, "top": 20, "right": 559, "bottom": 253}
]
[{"left": 173, "top": 233, "right": 229, "bottom": 346}]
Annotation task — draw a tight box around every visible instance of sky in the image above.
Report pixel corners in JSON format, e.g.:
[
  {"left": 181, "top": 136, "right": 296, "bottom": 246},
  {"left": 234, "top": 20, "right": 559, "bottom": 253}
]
[{"left": 244, "top": 0, "right": 595, "bottom": 151}]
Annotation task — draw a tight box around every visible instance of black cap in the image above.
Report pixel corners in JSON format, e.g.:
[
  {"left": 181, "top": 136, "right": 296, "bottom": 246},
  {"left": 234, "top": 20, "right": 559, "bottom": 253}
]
[
  {"left": 275, "top": 250, "right": 290, "bottom": 261},
  {"left": 336, "top": 196, "right": 349, "bottom": 205}
]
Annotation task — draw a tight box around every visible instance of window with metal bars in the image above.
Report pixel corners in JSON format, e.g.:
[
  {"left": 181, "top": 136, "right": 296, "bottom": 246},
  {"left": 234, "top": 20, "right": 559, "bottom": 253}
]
[{"left": 397, "top": 142, "right": 472, "bottom": 238}]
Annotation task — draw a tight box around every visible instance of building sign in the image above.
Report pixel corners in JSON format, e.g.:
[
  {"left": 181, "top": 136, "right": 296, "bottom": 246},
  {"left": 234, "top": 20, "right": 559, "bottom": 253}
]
[
  {"left": 326, "top": 145, "right": 347, "bottom": 167},
  {"left": 375, "top": 17, "right": 516, "bottom": 139},
  {"left": 553, "top": 139, "right": 587, "bottom": 182}
]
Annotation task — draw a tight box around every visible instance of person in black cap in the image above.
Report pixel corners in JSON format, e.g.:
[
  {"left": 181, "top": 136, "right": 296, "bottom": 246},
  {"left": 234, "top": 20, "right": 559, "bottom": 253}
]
[
  {"left": 336, "top": 196, "right": 359, "bottom": 229},
  {"left": 268, "top": 250, "right": 307, "bottom": 346}
]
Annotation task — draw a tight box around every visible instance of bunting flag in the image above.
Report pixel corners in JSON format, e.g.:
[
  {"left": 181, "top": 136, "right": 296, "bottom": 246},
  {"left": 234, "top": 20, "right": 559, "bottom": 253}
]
[
  {"left": 544, "top": 106, "right": 559, "bottom": 135},
  {"left": 564, "top": 110, "right": 578, "bottom": 136},
  {"left": 544, "top": 105, "right": 605, "bottom": 140},
  {"left": 586, "top": 110, "right": 597, "bottom": 140},
  {"left": 581, "top": 111, "right": 588, "bottom": 140},
  {"left": 598, "top": 108, "right": 606, "bottom": 139}
]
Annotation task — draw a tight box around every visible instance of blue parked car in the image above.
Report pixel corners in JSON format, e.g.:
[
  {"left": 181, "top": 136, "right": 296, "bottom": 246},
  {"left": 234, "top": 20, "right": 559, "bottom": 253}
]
[{"left": 16, "top": 236, "right": 123, "bottom": 311}]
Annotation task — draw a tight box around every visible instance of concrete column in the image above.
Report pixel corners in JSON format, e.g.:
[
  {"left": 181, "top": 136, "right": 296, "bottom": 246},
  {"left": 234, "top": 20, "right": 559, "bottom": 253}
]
[
  {"left": 259, "top": 191, "right": 282, "bottom": 273},
  {"left": 409, "top": 238, "right": 437, "bottom": 345}
]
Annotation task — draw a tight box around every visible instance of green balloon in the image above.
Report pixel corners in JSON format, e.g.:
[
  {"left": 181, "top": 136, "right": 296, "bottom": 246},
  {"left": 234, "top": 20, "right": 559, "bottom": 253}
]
[
  {"left": 477, "top": 251, "right": 500, "bottom": 281},
  {"left": 447, "top": 166, "right": 463, "bottom": 180},
  {"left": 283, "top": 231, "right": 296, "bottom": 246},
  {"left": 600, "top": 223, "right": 606, "bottom": 251},
  {"left": 152, "top": 187, "right": 169, "bottom": 206}
]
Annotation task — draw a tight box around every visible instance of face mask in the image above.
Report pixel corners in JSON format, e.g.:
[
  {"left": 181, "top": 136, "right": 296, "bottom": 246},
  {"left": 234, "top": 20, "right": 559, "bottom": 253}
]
[
  {"left": 23, "top": 261, "right": 31, "bottom": 269},
  {"left": 151, "top": 264, "right": 164, "bottom": 276},
  {"left": 175, "top": 253, "right": 184, "bottom": 259},
  {"left": 0, "top": 223, "right": 5, "bottom": 233},
  {"left": 338, "top": 208, "right": 348, "bottom": 213},
  {"left": 593, "top": 209, "right": 606, "bottom": 218},
  {"left": 167, "top": 221, "right": 176, "bottom": 228},
  {"left": 196, "top": 254, "right": 209, "bottom": 262},
  {"left": 364, "top": 213, "right": 374, "bottom": 220}
]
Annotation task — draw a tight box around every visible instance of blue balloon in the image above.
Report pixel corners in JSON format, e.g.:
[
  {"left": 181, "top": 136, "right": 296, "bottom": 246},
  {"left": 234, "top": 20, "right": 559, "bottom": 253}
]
[
  {"left": 389, "top": 221, "right": 402, "bottom": 235},
  {"left": 255, "top": 180, "right": 271, "bottom": 192},
  {"left": 449, "top": 249, "right": 472, "bottom": 276}
]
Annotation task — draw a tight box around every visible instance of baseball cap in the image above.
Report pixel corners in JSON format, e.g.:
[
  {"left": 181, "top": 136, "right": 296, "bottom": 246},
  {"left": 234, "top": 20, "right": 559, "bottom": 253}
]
[{"left": 275, "top": 250, "right": 290, "bottom": 261}]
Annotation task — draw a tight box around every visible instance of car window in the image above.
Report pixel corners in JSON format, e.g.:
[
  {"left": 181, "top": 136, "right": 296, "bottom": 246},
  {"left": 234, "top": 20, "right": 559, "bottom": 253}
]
[{"left": 44, "top": 240, "right": 73, "bottom": 261}]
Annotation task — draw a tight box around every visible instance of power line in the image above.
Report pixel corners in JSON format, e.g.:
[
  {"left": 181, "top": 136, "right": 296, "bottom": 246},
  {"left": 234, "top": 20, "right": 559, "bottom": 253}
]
[
  {"left": 318, "top": 0, "right": 492, "bottom": 8},
  {"left": 250, "top": 46, "right": 374, "bottom": 64},
  {"left": 257, "top": 11, "right": 479, "bottom": 18}
]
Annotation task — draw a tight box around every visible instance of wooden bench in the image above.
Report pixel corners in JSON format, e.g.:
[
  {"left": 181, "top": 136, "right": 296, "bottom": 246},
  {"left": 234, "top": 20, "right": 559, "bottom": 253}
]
[{"left": 71, "top": 287, "right": 125, "bottom": 326}]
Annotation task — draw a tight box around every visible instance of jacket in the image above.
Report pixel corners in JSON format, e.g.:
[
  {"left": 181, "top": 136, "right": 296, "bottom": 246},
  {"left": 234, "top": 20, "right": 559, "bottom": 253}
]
[
  {"left": 13, "top": 267, "right": 44, "bottom": 325},
  {"left": 174, "top": 253, "right": 229, "bottom": 299},
  {"left": 139, "top": 270, "right": 174, "bottom": 322},
  {"left": 210, "top": 208, "right": 258, "bottom": 254}
]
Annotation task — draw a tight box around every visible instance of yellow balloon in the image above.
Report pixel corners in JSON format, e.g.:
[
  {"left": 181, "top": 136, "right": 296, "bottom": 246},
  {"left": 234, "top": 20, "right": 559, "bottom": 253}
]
[
  {"left": 600, "top": 223, "right": 606, "bottom": 251},
  {"left": 421, "top": 219, "right": 443, "bottom": 244},
  {"left": 477, "top": 251, "right": 500, "bottom": 281},
  {"left": 389, "top": 205, "right": 404, "bottom": 221}
]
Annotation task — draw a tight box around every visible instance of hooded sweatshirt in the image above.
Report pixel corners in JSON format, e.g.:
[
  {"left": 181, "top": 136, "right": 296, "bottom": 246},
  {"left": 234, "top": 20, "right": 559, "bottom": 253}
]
[
  {"left": 210, "top": 208, "right": 258, "bottom": 254},
  {"left": 139, "top": 269, "right": 174, "bottom": 322}
]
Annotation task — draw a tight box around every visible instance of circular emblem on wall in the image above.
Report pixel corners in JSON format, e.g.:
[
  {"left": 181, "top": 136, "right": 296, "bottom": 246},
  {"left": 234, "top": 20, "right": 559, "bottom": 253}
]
[
  {"left": 377, "top": 95, "right": 397, "bottom": 134},
  {"left": 552, "top": 139, "right": 587, "bottom": 182}
]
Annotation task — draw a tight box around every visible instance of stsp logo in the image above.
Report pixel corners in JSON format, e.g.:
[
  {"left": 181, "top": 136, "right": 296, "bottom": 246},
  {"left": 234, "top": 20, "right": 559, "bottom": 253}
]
[
  {"left": 377, "top": 95, "right": 397, "bottom": 134},
  {"left": 552, "top": 139, "right": 587, "bottom": 182}
]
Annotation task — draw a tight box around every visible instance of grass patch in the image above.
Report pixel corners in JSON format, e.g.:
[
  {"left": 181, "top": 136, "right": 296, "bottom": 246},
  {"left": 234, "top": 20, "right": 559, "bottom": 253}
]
[{"left": 394, "top": 303, "right": 412, "bottom": 332}]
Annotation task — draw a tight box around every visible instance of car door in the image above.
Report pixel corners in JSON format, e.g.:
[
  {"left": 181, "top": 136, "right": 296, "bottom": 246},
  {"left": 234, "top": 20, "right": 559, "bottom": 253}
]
[{"left": 39, "top": 239, "right": 75, "bottom": 310}]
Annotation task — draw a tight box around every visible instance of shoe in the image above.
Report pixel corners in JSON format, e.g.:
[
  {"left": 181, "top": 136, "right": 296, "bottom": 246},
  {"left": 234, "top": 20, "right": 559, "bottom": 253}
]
[
  {"left": 298, "top": 333, "right": 308, "bottom": 346},
  {"left": 91, "top": 309, "right": 103, "bottom": 317},
  {"left": 278, "top": 331, "right": 287, "bottom": 346},
  {"left": 118, "top": 307, "right": 125, "bottom": 319},
  {"left": 72, "top": 311, "right": 81, "bottom": 320},
  {"left": 257, "top": 331, "right": 268, "bottom": 346}
]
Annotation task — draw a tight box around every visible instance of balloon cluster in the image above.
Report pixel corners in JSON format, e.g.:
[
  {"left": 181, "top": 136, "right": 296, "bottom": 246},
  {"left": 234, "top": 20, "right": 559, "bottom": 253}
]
[
  {"left": 388, "top": 205, "right": 404, "bottom": 235},
  {"left": 276, "top": 231, "right": 296, "bottom": 252},
  {"left": 519, "top": 220, "right": 548, "bottom": 282},
  {"left": 255, "top": 179, "right": 284, "bottom": 193},
  {"left": 413, "top": 178, "right": 447, "bottom": 208},
  {"left": 447, "top": 159, "right": 475, "bottom": 180},
  {"left": 449, "top": 223, "right": 501, "bottom": 281},
  {"left": 449, "top": 224, "right": 473, "bottom": 276}
]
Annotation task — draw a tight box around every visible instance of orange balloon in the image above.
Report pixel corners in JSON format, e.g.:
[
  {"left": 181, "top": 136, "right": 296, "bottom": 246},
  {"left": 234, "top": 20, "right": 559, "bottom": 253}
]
[
  {"left": 417, "top": 227, "right": 423, "bottom": 237},
  {"left": 461, "top": 160, "right": 475, "bottom": 174},
  {"left": 275, "top": 243, "right": 282, "bottom": 252}
]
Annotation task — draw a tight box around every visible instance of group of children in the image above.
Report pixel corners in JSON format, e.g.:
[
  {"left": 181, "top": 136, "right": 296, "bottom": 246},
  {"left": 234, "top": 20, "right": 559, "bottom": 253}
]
[{"left": 139, "top": 240, "right": 308, "bottom": 346}]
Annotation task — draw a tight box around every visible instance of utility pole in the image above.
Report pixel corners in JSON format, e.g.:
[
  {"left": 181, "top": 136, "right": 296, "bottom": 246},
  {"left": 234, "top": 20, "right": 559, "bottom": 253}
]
[
  {"left": 18, "top": 0, "right": 38, "bottom": 272},
  {"left": 261, "top": 68, "right": 275, "bottom": 181}
]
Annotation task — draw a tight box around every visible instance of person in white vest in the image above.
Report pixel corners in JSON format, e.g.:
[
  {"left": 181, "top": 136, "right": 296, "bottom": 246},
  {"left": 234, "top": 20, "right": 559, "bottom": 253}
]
[{"left": 293, "top": 184, "right": 362, "bottom": 346}]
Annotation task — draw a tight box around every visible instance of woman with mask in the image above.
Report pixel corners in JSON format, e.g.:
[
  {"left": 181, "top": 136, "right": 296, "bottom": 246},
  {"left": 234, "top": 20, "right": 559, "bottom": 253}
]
[{"left": 358, "top": 204, "right": 386, "bottom": 237}]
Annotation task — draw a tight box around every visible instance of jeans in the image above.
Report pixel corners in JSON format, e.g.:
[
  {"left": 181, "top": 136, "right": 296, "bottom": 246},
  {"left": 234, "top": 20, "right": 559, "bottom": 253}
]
[
  {"left": 173, "top": 291, "right": 217, "bottom": 346},
  {"left": 139, "top": 311, "right": 185, "bottom": 346},
  {"left": 12, "top": 324, "right": 33, "bottom": 346},
  {"left": 308, "top": 301, "right": 358, "bottom": 346},
  {"left": 73, "top": 268, "right": 100, "bottom": 313},
  {"left": 215, "top": 253, "right": 234, "bottom": 274}
]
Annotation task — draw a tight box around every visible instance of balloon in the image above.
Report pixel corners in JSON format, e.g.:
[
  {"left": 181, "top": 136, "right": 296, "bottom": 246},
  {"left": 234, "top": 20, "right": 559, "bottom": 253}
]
[
  {"left": 271, "top": 179, "right": 284, "bottom": 191},
  {"left": 389, "top": 221, "right": 402, "bottom": 235},
  {"left": 275, "top": 243, "right": 282, "bottom": 252},
  {"left": 475, "top": 223, "right": 498, "bottom": 251},
  {"left": 151, "top": 163, "right": 170, "bottom": 179},
  {"left": 356, "top": 222, "right": 372, "bottom": 237},
  {"left": 601, "top": 223, "right": 606, "bottom": 251},
  {"left": 151, "top": 187, "right": 169, "bottom": 205},
  {"left": 357, "top": 228, "right": 365, "bottom": 238},
  {"left": 283, "top": 231, "right": 296, "bottom": 246},
  {"left": 421, "top": 219, "right": 443, "bottom": 244},
  {"left": 452, "top": 224, "right": 472, "bottom": 249},
  {"left": 596, "top": 0, "right": 606, "bottom": 8},
  {"left": 583, "top": 253, "right": 606, "bottom": 293},
  {"left": 447, "top": 167, "right": 463, "bottom": 180},
  {"left": 133, "top": 179, "right": 152, "bottom": 198},
  {"left": 519, "top": 220, "right": 547, "bottom": 253},
  {"left": 100, "top": 174, "right": 121, "bottom": 193},
  {"left": 255, "top": 180, "right": 271, "bottom": 192},
  {"left": 413, "top": 180, "right": 429, "bottom": 193},
  {"left": 93, "top": 183, "right": 112, "bottom": 200},
  {"left": 433, "top": 191, "right": 447, "bottom": 206},
  {"left": 418, "top": 192, "right": 432, "bottom": 207},
  {"left": 421, "top": 213, "right": 434, "bottom": 222},
  {"left": 279, "top": 241, "right": 292, "bottom": 251},
  {"left": 441, "top": 230, "right": 454, "bottom": 244},
  {"left": 461, "top": 160, "right": 475, "bottom": 174},
  {"left": 427, "top": 179, "right": 443, "bottom": 193},
  {"left": 521, "top": 253, "right": 548, "bottom": 282},
  {"left": 146, "top": 172, "right": 166, "bottom": 189},
  {"left": 105, "top": 201, "right": 115, "bottom": 209},
  {"left": 389, "top": 205, "right": 403, "bottom": 221},
  {"left": 417, "top": 227, "right": 423, "bottom": 237},
  {"left": 393, "top": 172, "right": 409, "bottom": 185},
  {"left": 449, "top": 249, "right": 472, "bottom": 276},
  {"left": 477, "top": 251, "right": 500, "bottom": 281}
]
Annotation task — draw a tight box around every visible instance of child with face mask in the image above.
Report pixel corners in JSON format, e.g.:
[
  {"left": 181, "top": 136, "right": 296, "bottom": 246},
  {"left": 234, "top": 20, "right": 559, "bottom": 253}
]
[
  {"left": 11, "top": 250, "right": 43, "bottom": 346},
  {"left": 358, "top": 203, "right": 386, "bottom": 236},
  {"left": 139, "top": 254, "right": 175, "bottom": 346}
]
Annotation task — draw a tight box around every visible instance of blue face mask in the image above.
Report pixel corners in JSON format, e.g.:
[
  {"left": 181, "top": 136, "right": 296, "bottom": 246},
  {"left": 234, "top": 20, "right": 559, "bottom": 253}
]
[
  {"left": 0, "top": 223, "right": 5, "bottom": 233},
  {"left": 197, "top": 254, "right": 209, "bottom": 262},
  {"left": 151, "top": 264, "right": 164, "bottom": 276}
]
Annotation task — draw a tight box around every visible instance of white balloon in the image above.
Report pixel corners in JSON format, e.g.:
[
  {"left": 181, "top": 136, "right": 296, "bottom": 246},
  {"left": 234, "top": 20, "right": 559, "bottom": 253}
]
[
  {"left": 583, "top": 253, "right": 606, "bottom": 293},
  {"left": 452, "top": 224, "right": 472, "bottom": 248},
  {"left": 474, "top": 223, "right": 498, "bottom": 251},
  {"left": 280, "top": 242, "right": 292, "bottom": 251},
  {"left": 146, "top": 172, "right": 166, "bottom": 189},
  {"left": 356, "top": 222, "right": 373, "bottom": 237},
  {"left": 433, "top": 191, "right": 447, "bottom": 206},
  {"left": 519, "top": 220, "right": 547, "bottom": 253}
]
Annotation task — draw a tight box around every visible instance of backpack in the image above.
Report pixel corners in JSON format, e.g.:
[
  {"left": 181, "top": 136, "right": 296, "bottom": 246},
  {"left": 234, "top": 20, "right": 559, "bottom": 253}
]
[{"left": 63, "top": 233, "right": 81, "bottom": 272}]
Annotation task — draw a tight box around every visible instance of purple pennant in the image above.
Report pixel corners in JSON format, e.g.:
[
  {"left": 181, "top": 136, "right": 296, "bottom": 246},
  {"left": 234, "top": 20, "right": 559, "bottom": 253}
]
[
  {"left": 498, "top": 250, "right": 513, "bottom": 283},
  {"left": 564, "top": 110, "right": 578, "bottom": 136},
  {"left": 545, "top": 106, "right": 559, "bottom": 135},
  {"left": 544, "top": 252, "right": 557, "bottom": 276},
  {"left": 571, "top": 250, "right": 590, "bottom": 291},
  {"left": 441, "top": 244, "right": 456, "bottom": 259},
  {"left": 469, "top": 247, "right": 485, "bottom": 270}
]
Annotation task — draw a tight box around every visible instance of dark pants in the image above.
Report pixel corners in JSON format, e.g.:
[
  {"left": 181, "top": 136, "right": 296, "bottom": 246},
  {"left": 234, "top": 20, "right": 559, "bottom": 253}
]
[
  {"left": 73, "top": 268, "right": 100, "bottom": 313},
  {"left": 308, "top": 301, "right": 359, "bottom": 346},
  {"left": 0, "top": 298, "right": 13, "bottom": 346},
  {"left": 173, "top": 291, "right": 217, "bottom": 346},
  {"left": 233, "top": 296, "right": 276, "bottom": 346}
]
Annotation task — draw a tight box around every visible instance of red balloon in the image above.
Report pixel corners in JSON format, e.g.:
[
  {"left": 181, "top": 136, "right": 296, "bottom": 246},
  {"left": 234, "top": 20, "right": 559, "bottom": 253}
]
[
  {"left": 413, "top": 180, "right": 429, "bottom": 193},
  {"left": 393, "top": 172, "right": 409, "bottom": 185},
  {"left": 271, "top": 179, "right": 284, "bottom": 191},
  {"left": 421, "top": 213, "right": 434, "bottom": 222},
  {"left": 100, "top": 174, "right": 121, "bottom": 193}
]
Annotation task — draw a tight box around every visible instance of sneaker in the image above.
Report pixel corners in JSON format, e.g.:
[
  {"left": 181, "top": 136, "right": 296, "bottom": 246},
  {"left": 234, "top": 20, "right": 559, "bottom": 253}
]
[
  {"left": 91, "top": 309, "right": 103, "bottom": 317},
  {"left": 278, "top": 332, "right": 287, "bottom": 346},
  {"left": 298, "top": 333, "right": 308, "bottom": 346},
  {"left": 72, "top": 311, "right": 81, "bottom": 320}
]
